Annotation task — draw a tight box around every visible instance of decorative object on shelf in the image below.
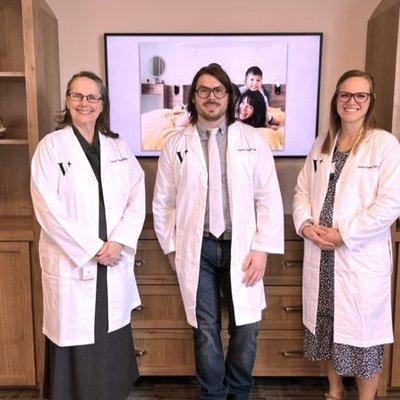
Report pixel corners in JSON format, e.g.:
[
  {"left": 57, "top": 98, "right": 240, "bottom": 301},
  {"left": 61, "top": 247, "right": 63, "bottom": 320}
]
[{"left": 0, "top": 117, "right": 6, "bottom": 138}]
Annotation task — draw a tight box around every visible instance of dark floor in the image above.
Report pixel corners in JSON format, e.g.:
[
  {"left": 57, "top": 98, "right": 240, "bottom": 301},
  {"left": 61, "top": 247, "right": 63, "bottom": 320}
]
[{"left": 1, "top": 377, "right": 399, "bottom": 399}]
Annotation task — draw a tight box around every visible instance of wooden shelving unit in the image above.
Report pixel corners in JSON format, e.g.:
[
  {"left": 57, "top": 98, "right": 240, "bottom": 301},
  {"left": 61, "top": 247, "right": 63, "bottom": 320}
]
[
  {"left": 0, "top": 139, "right": 29, "bottom": 145},
  {"left": 0, "top": 0, "right": 60, "bottom": 389},
  {"left": 0, "top": 72, "right": 25, "bottom": 82}
]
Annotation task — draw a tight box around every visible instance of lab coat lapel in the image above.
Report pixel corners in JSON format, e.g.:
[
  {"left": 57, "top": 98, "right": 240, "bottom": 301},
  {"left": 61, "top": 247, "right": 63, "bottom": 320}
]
[
  {"left": 226, "top": 123, "right": 237, "bottom": 206},
  {"left": 99, "top": 133, "right": 114, "bottom": 211},
  {"left": 64, "top": 126, "right": 98, "bottom": 185},
  {"left": 99, "top": 132, "right": 110, "bottom": 180},
  {"left": 313, "top": 135, "right": 337, "bottom": 217}
]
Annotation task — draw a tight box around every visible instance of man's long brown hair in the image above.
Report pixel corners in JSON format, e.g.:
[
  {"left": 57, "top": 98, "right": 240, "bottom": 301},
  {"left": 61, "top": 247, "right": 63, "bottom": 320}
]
[
  {"left": 187, "top": 64, "right": 236, "bottom": 125},
  {"left": 321, "top": 69, "right": 377, "bottom": 154}
]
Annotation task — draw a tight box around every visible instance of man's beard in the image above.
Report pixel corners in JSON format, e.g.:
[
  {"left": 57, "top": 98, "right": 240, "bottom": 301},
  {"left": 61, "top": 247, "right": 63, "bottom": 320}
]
[{"left": 196, "top": 100, "right": 227, "bottom": 121}]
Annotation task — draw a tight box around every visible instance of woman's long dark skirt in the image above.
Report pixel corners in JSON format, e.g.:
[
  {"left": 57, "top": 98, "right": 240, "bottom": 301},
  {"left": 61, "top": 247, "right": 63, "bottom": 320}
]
[{"left": 42, "top": 263, "right": 139, "bottom": 400}]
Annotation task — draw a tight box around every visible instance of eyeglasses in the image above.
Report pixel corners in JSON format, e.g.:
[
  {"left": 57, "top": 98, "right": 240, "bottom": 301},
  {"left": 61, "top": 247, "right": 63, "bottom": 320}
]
[
  {"left": 68, "top": 92, "right": 103, "bottom": 103},
  {"left": 336, "top": 91, "right": 371, "bottom": 103},
  {"left": 195, "top": 86, "right": 228, "bottom": 99}
]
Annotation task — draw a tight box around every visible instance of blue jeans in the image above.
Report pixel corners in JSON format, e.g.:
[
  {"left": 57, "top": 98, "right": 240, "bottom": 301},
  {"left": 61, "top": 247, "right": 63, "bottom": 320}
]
[{"left": 193, "top": 237, "right": 259, "bottom": 400}]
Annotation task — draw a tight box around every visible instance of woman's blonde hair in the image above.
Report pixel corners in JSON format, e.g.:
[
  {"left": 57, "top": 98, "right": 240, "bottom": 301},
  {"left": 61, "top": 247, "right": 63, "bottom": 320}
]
[{"left": 321, "top": 70, "right": 377, "bottom": 154}]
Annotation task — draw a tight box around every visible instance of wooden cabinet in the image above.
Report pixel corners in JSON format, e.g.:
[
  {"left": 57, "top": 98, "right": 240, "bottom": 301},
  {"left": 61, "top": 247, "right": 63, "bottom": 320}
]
[
  {"left": 392, "top": 229, "right": 400, "bottom": 387},
  {"left": 0, "top": 241, "right": 35, "bottom": 386},
  {"left": 132, "top": 215, "right": 324, "bottom": 376},
  {"left": 0, "top": 217, "right": 36, "bottom": 386},
  {"left": 0, "top": 0, "right": 60, "bottom": 389},
  {"left": 366, "top": 0, "right": 400, "bottom": 396}
]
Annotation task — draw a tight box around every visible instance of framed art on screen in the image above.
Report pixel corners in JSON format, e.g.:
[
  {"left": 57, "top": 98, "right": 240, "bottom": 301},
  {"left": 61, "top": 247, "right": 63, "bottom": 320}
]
[{"left": 104, "top": 33, "right": 322, "bottom": 157}]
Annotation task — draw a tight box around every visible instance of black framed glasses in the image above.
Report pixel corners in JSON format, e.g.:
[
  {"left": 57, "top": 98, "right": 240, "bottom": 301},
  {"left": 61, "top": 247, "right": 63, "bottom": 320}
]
[
  {"left": 68, "top": 92, "right": 103, "bottom": 103},
  {"left": 195, "top": 86, "right": 228, "bottom": 99},
  {"left": 336, "top": 91, "right": 371, "bottom": 103}
]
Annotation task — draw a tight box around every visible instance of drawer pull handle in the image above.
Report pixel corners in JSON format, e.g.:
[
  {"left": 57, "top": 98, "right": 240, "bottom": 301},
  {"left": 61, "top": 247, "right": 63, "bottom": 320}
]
[
  {"left": 133, "top": 305, "right": 144, "bottom": 312},
  {"left": 135, "top": 260, "right": 144, "bottom": 267},
  {"left": 283, "top": 306, "right": 302, "bottom": 312},
  {"left": 135, "top": 349, "right": 147, "bottom": 357},
  {"left": 281, "top": 351, "right": 304, "bottom": 358},
  {"left": 284, "top": 261, "right": 302, "bottom": 268}
]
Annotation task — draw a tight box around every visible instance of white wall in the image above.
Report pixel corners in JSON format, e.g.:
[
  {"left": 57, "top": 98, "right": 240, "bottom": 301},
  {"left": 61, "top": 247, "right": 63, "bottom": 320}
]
[{"left": 45, "top": 0, "right": 382, "bottom": 212}]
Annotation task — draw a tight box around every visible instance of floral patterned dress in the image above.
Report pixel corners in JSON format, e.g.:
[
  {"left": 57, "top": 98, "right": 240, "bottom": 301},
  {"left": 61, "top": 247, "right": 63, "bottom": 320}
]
[{"left": 304, "top": 147, "right": 384, "bottom": 379}]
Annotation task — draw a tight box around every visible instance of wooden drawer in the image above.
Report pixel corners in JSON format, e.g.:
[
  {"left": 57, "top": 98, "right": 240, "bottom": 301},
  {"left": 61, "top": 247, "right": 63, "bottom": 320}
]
[
  {"left": 135, "top": 241, "right": 178, "bottom": 284},
  {"left": 260, "top": 286, "right": 302, "bottom": 330},
  {"left": 264, "top": 241, "right": 303, "bottom": 286},
  {"left": 133, "top": 329, "right": 323, "bottom": 376},
  {"left": 134, "top": 285, "right": 302, "bottom": 330},
  {"left": 132, "top": 285, "right": 188, "bottom": 329},
  {"left": 222, "top": 286, "right": 302, "bottom": 330},
  {"left": 133, "top": 330, "right": 196, "bottom": 375},
  {"left": 136, "top": 239, "right": 303, "bottom": 286},
  {"left": 252, "top": 330, "right": 325, "bottom": 376}
]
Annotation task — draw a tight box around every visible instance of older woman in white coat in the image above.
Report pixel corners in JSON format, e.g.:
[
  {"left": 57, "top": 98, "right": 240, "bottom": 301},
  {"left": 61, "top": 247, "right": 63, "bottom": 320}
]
[
  {"left": 293, "top": 70, "right": 400, "bottom": 400},
  {"left": 31, "top": 71, "right": 145, "bottom": 400}
]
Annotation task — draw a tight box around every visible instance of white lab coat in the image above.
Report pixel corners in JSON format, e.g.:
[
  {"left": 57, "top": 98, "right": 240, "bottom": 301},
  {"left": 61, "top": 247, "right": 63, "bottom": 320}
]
[
  {"left": 31, "top": 126, "right": 145, "bottom": 346},
  {"left": 293, "top": 129, "right": 400, "bottom": 347},
  {"left": 153, "top": 121, "right": 284, "bottom": 328}
]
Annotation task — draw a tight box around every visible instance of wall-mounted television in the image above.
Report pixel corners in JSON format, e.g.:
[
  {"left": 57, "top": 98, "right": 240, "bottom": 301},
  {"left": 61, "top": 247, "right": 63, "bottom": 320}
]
[{"left": 104, "top": 33, "right": 322, "bottom": 157}]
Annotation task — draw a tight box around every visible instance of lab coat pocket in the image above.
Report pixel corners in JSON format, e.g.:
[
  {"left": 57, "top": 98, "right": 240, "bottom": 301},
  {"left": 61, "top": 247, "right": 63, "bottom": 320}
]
[
  {"left": 39, "top": 243, "right": 81, "bottom": 280},
  {"left": 110, "top": 160, "right": 130, "bottom": 195},
  {"left": 236, "top": 149, "right": 257, "bottom": 184},
  {"left": 349, "top": 270, "right": 391, "bottom": 340},
  {"left": 355, "top": 165, "right": 379, "bottom": 198},
  {"left": 351, "top": 240, "right": 391, "bottom": 276},
  {"left": 57, "top": 162, "right": 75, "bottom": 197},
  {"left": 59, "top": 254, "right": 83, "bottom": 279},
  {"left": 238, "top": 168, "right": 253, "bottom": 184},
  {"left": 39, "top": 243, "right": 80, "bottom": 278}
]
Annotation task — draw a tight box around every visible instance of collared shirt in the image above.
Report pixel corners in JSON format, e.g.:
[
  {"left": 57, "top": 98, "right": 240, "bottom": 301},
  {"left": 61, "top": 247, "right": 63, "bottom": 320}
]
[{"left": 197, "top": 120, "right": 232, "bottom": 236}]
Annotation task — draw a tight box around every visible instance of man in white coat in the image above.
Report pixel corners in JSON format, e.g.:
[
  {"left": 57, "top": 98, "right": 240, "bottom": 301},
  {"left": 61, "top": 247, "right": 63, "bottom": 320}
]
[{"left": 153, "top": 64, "right": 284, "bottom": 400}]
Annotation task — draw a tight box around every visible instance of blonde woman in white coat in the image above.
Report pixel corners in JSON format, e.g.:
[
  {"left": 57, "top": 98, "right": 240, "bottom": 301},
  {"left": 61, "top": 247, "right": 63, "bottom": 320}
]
[
  {"left": 31, "top": 71, "right": 145, "bottom": 400},
  {"left": 293, "top": 70, "right": 400, "bottom": 400}
]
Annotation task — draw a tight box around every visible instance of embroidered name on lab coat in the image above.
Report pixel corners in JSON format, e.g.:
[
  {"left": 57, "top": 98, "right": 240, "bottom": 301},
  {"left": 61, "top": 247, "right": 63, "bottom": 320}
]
[
  {"left": 358, "top": 165, "right": 378, "bottom": 169},
  {"left": 110, "top": 157, "right": 128, "bottom": 163},
  {"left": 237, "top": 148, "right": 256, "bottom": 152}
]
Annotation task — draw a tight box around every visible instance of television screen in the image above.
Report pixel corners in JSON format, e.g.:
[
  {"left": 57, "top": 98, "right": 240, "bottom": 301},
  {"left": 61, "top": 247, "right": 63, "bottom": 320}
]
[{"left": 104, "top": 33, "right": 322, "bottom": 157}]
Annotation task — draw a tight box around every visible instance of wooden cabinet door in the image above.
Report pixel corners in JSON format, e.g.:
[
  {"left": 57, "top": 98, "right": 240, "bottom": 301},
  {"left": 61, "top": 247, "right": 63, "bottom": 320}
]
[
  {"left": 391, "top": 240, "right": 400, "bottom": 386},
  {"left": 0, "top": 241, "right": 35, "bottom": 385}
]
